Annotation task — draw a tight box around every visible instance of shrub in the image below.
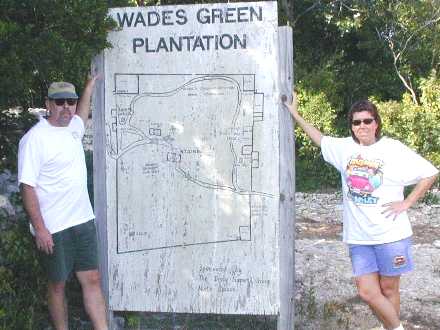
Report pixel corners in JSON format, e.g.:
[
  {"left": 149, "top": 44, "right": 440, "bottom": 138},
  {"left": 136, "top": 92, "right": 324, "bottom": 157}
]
[
  {"left": 0, "top": 196, "right": 47, "bottom": 330},
  {"left": 294, "top": 89, "right": 341, "bottom": 191},
  {"left": 0, "top": 111, "right": 37, "bottom": 173},
  {"left": 0, "top": 195, "right": 91, "bottom": 329},
  {"left": 378, "top": 73, "right": 440, "bottom": 170}
]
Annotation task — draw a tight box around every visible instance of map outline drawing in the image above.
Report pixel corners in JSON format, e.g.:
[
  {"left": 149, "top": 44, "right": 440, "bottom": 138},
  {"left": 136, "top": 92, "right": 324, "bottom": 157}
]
[{"left": 106, "top": 73, "right": 275, "bottom": 254}]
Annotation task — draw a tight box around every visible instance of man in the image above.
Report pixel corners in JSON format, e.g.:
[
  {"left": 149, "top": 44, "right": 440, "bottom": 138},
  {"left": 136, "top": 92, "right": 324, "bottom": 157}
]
[{"left": 18, "top": 76, "right": 108, "bottom": 330}]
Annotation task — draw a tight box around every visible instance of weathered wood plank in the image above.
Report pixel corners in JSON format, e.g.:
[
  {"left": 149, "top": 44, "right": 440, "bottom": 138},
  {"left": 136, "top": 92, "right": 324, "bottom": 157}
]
[
  {"left": 92, "top": 54, "right": 114, "bottom": 327},
  {"left": 277, "top": 26, "right": 295, "bottom": 330}
]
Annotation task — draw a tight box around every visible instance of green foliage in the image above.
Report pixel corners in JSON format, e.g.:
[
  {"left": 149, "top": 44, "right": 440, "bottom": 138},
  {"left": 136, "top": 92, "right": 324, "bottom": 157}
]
[
  {"left": 292, "top": 1, "right": 440, "bottom": 190},
  {"left": 293, "top": 0, "right": 404, "bottom": 112},
  {"left": 378, "top": 72, "right": 440, "bottom": 168},
  {"left": 295, "top": 88, "right": 341, "bottom": 191},
  {"left": 124, "top": 311, "right": 141, "bottom": 328},
  {"left": 0, "top": 195, "right": 94, "bottom": 329},
  {"left": 0, "top": 110, "right": 38, "bottom": 172},
  {"left": 0, "top": 0, "right": 134, "bottom": 173},
  {"left": 0, "top": 1, "right": 120, "bottom": 109},
  {"left": 117, "top": 311, "right": 277, "bottom": 329},
  {"left": 295, "top": 89, "right": 337, "bottom": 155},
  {"left": 293, "top": 0, "right": 440, "bottom": 107},
  {"left": 360, "top": 0, "right": 440, "bottom": 97},
  {"left": 296, "top": 278, "right": 318, "bottom": 321},
  {"left": 0, "top": 198, "right": 47, "bottom": 330},
  {"left": 296, "top": 157, "right": 341, "bottom": 192},
  {"left": 421, "top": 190, "right": 440, "bottom": 205}
]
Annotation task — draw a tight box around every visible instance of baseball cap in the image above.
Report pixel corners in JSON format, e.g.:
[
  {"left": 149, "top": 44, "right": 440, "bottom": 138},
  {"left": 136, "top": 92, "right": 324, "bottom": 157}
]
[{"left": 48, "top": 81, "right": 79, "bottom": 99}]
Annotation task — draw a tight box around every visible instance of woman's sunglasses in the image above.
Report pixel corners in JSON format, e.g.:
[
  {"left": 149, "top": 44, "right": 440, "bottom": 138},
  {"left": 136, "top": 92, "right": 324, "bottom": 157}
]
[
  {"left": 51, "top": 98, "right": 77, "bottom": 106},
  {"left": 352, "top": 118, "right": 374, "bottom": 126}
]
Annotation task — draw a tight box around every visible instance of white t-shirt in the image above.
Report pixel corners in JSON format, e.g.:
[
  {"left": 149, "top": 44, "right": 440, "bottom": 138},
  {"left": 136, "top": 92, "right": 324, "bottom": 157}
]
[
  {"left": 321, "top": 136, "right": 439, "bottom": 244},
  {"left": 18, "top": 115, "right": 95, "bottom": 234}
]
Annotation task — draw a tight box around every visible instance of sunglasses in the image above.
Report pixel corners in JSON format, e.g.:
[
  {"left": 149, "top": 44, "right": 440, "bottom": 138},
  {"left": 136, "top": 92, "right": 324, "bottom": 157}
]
[
  {"left": 51, "top": 98, "right": 77, "bottom": 106},
  {"left": 352, "top": 118, "right": 374, "bottom": 126}
]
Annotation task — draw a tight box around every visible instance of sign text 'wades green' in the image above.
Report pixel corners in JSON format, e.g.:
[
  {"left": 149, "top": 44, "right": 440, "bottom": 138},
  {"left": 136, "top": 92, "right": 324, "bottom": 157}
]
[{"left": 114, "top": 5, "right": 263, "bottom": 53}]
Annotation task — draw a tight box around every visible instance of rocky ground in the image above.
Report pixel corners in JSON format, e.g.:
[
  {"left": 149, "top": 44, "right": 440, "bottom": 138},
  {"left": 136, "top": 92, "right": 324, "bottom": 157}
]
[{"left": 294, "top": 192, "right": 440, "bottom": 330}]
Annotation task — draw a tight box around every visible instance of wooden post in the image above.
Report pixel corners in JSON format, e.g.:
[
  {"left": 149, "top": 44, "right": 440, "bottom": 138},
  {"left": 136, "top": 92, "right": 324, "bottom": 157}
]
[
  {"left": 277, "top": 26, "right": 295, "bottom": 330},
  {"left": 92, "top": 54, "right": 115, "bottom": 329}
]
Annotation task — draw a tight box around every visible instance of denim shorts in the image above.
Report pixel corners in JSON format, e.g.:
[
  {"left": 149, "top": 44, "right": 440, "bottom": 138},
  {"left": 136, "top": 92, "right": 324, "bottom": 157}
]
[
  {"left": 39, "top": 220, "right": 98, "bottom": 282},
  {"left": 349, "top": 237, "right": 413, "bottom": 277}
]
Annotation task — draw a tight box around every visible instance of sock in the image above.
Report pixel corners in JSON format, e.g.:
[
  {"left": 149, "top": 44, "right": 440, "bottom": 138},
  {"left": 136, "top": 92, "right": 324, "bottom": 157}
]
[{"left": 392, "top": 325, "right": 404, "bottom": 330}]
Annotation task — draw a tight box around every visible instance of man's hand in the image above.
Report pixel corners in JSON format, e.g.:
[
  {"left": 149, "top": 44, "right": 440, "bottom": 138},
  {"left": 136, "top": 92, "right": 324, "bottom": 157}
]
[
  {"left": 76, "top": 72, "right": 101, "bottom": 124},
  {"left": 35, "top": 227, "right": 54, "bottom": 254},
  {"left": 20, "top": 183, "right": 54, "bottom": 253},
  {"left": 381, "top": 201, "right": 411, "bottom": 221},
  {"left": 86, "top": 73, "right": 100, "bottom": 89}
]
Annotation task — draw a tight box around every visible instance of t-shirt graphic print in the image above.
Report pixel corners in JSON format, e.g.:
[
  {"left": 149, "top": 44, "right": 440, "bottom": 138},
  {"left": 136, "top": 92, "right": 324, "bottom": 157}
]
[{"left": 346, "top": 155, "right": 383, "bottom": 205}]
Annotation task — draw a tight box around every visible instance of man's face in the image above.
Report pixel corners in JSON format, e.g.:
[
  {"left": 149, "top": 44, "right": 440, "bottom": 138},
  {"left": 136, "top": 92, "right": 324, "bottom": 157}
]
[{"left": 46, "top": 98, "right": 77, "bottom": 127}]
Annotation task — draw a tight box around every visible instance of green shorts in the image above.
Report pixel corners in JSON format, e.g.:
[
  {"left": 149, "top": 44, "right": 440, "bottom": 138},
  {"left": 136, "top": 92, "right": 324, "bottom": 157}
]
[{"left": 40, "top": 220, "right": 98, "bottom": 282}]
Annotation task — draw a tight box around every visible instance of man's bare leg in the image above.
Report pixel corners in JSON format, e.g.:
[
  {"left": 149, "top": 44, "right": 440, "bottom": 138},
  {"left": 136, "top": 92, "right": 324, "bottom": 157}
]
[
  {"left": 48, "top": 281, "right": 68, "bottom": 330},
  {"left": 76, "top": 269, "right": 108, "bottom": 330}
]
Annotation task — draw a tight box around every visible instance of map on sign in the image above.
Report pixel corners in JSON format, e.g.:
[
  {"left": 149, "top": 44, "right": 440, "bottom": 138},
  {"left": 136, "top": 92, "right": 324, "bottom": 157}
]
[{"left": 106, "top": 74, "right": 274, "bottom": 253}]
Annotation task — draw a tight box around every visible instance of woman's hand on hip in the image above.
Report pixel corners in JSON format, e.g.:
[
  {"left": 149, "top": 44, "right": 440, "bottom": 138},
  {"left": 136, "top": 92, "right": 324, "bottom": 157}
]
[{"left": 381, "top": 201, "right": 411, "bottom": 220}]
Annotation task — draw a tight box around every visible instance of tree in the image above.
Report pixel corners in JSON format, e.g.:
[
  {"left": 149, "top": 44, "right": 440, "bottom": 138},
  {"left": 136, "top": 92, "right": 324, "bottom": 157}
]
[
  {"left": 291, "top": 0, "right": 407, "bottom": 111},
  {"left": 360, "top": 0, "right": 440, "bottom": 105},
  {"left": 0, "top": 0, "right": 134, "bottom": 171},
  {"left": 278, "top": 0, "right": 294, "bottom": 24}
]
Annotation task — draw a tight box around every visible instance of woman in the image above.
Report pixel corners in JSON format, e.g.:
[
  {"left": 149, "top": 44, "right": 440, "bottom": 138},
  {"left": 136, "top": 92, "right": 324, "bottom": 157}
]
[{"left": 285, "top": 91, "right": 438, "bottom": 330}]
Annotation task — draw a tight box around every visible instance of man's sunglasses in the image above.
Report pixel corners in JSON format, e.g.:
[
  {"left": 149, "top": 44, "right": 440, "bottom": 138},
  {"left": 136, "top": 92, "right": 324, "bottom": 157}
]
[
  {"left": 352, "top": 118, "right": 374, "bottom": 126},
  {"left": 51, "top": 98, "right": 77, "bottom": 106}
]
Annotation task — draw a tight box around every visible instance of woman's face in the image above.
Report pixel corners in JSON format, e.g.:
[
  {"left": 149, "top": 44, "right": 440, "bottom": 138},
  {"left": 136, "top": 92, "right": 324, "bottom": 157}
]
[{"left": 351, "top": 111, "right": 378, "bottom": 146}]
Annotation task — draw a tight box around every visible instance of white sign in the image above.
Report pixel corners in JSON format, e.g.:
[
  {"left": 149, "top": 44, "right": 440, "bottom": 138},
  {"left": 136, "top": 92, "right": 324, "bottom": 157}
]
[{"left": 103, "top": 1, "right": 280, "bottom": 314}]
